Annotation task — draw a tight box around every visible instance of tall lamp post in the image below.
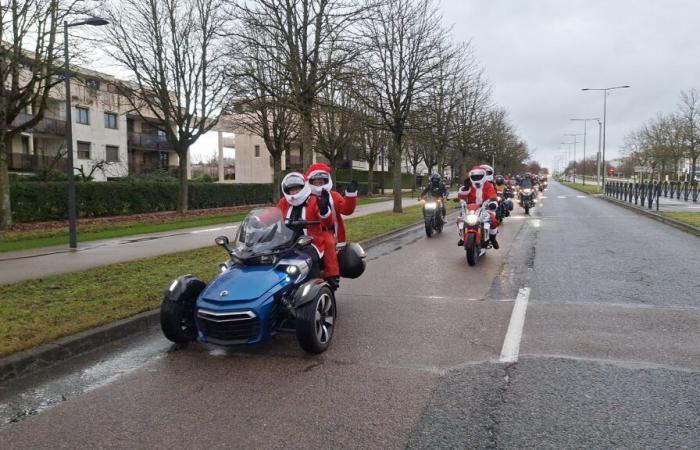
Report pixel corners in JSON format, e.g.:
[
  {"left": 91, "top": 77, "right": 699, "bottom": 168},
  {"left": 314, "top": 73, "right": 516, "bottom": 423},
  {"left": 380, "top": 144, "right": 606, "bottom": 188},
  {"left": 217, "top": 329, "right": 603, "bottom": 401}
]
[
  {"left": 560, "top": 143, "right": 574, "bottom": 181},
  {"left": 64, "top": 17, "right": 109, "bottom": 249},
  {"left": 564, "top": 133, "right": 582, "bottom": 184},
  {"left": 570, "top": 118, "right": 600, "bottom": 185},
  {"left": 582, "top": 85, "right": 630, "bottom": 189}
]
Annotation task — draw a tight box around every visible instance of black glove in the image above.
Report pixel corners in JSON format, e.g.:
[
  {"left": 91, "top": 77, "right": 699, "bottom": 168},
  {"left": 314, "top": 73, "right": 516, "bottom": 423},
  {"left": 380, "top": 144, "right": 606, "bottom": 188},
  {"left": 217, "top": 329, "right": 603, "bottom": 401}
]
[
  {"left": 346, "top": 180, "right": 359, "bottom": 194},
  {"left": 317, "top": 189, "right": 330, "bottom": 216}
]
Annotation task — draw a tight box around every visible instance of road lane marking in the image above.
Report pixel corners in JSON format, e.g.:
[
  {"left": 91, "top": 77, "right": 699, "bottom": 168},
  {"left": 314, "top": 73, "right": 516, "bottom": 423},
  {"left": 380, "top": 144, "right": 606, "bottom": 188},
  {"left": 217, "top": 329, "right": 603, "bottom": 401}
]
[
  {"left": 190, "top": 225, "right": 238, "bottom": 234},
  {"left": 576, "top": 195, "right": 586, "bottom": 198},
  {"left": 499, "top": 287, "right": 531, "bottom": 363},
  {"left": 557, "top": 195, "right": 567, "bottom": 199}
]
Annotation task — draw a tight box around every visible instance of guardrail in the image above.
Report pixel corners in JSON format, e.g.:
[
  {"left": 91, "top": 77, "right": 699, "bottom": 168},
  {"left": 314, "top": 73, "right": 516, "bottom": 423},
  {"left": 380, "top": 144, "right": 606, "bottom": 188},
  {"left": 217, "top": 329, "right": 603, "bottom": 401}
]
[{"left": 605, "top": 180, "right": 699, "bottom": 211}]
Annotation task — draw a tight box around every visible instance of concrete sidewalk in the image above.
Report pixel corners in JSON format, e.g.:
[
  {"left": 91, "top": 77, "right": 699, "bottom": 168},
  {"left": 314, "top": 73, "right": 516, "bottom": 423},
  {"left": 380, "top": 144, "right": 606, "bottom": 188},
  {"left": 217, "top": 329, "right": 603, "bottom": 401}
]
[{"left": 0, "top": 196, "right": 420, "bottom": 286}]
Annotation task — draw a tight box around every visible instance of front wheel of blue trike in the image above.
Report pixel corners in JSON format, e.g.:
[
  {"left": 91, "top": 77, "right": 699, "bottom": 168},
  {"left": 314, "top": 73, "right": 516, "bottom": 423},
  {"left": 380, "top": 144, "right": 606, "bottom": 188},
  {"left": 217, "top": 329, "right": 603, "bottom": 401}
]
[{"left": 296, "top": 286, "right": 336, "bottom": 354}]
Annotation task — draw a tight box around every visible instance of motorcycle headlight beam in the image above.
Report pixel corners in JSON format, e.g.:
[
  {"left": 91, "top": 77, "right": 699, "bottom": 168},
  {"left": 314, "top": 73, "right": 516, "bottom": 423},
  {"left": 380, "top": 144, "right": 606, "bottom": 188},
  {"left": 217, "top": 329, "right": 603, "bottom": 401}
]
[
  {"left": 466, "top": 214, "right": 479, "bottom": 226},
  {"left": 425, "top": 202, "right": 437, "bottom": 210}
]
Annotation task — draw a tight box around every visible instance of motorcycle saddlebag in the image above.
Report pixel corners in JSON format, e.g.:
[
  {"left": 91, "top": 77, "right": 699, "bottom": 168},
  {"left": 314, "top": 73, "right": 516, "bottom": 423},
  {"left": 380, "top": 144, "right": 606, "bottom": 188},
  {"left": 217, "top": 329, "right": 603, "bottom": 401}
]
[{"left": 338, "top": 243, "right": 367, "bottom": 279}]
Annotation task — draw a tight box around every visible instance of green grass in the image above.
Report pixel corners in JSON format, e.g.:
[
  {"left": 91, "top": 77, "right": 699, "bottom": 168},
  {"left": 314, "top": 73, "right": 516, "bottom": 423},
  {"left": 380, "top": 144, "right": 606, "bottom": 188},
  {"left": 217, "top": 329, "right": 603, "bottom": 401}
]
[
  {"left": 561, "top": 181, "right": 603, "bottom": 195},
  {"left": 659, "top": 212, "right": 700, "bottom": 228},
  {"left": 0, "top": 213, "right": 250, "bottom": 253},
  {"left": 0, "top": 205, "right": 425, "bottom": 357}
]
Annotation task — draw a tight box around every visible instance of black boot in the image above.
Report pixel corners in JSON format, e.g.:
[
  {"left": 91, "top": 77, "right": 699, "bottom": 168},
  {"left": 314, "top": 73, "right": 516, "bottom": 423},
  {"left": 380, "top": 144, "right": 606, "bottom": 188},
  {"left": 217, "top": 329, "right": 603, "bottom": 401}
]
[
  {"left": 490, "top": 236, "right": 499, "bottom": 249},
  {"left": 326, "top": 276, "right": 340, "bottom": 291},
  {"left": 457, "top": 238, "right": 463, "bottom": 246}
]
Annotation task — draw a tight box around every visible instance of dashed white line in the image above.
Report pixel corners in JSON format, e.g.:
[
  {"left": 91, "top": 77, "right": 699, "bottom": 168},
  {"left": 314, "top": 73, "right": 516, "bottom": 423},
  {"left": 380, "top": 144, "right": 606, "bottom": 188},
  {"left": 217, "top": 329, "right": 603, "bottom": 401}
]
[
  {"left": 557, "top": 195, "right": 567, "bottom": 199},
  {"left": 576, "top": 195, "right": 586, "bottom": 198},
  {"left": 499, "top": 287, "right": 531, "bottom": 363}
]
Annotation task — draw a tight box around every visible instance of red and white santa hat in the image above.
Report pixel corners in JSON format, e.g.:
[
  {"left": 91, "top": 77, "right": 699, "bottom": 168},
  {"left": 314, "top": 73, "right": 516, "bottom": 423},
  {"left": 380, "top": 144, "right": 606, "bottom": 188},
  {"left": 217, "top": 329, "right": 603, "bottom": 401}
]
[{"left": 304, "top": 163, "right": 333, "bottom": 195}]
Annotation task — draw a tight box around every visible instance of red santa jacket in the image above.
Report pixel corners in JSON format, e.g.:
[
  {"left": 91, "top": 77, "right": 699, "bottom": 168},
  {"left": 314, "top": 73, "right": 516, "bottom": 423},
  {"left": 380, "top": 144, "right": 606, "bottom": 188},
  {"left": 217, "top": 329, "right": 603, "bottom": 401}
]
[
  {"left": 275, "top": 196, "right": 334, "bottom": 258},
  {"left": 329, "top": 190, "right": 357, "bottom": 244},
  {"left": 457, "top": 181, "right": 497, "bottom": 205}
]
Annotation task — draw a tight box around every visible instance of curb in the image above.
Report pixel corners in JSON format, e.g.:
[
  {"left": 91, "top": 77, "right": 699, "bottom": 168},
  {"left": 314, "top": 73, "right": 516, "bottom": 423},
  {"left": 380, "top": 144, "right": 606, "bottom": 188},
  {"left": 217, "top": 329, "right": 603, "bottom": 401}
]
[
  {"left": 0, "top": 310, "right": 160, "bottom": 383},
  {"left": 597, "top": 195, "right": 700, "bottom": 237},
  {"left": 0, "top": 211, "right": 445, "bottom": 383}
]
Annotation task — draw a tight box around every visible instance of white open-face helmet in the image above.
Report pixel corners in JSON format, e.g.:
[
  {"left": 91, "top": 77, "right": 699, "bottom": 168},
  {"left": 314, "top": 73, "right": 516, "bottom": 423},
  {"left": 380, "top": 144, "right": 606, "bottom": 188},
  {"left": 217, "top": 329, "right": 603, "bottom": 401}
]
[
  {"left": 282, "top": 172, "right": 310, "bottom": 206},
  {"left": 306, "top": 165, "right": 333, "bottom": 196},
  {"left": 469, "top": 167, "right": 487, "bottom": 189},
  {"left": 480, "top": 164, "right": 494, "bottom": 182}
]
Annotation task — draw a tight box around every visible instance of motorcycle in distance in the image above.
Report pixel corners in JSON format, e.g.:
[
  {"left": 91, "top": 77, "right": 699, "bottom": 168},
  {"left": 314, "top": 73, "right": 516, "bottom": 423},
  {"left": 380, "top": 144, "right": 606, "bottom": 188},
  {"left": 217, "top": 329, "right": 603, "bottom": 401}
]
[
  {"left": 160, "top": 207, "right": 366, "bottom": 354},
  {"left": 421, "top": 194, "right": 445, "bottom": 237},
  {"left": 457, "top": 199, "right": 495, "bottom": 266},
  {"left": 495, "top": 190, "right": 513, "bottom": 223},
  {"left": 518, "top": 187, "right": 536, "bottom": 215}
]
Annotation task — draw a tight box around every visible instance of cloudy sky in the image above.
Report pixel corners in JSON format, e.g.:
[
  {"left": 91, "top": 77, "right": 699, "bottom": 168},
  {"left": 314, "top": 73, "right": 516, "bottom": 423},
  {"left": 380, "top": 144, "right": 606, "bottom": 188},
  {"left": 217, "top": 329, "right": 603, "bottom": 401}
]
[{"left": 440, "top": 0, "right": 698, "bottom": 170}]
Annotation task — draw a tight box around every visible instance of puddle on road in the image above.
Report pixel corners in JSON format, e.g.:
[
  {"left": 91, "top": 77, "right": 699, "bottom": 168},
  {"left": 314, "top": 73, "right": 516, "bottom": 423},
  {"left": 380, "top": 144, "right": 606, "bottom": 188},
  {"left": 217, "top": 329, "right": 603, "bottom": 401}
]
[{"left": 0, "top": 330, "right": 170, "bottom": 426}]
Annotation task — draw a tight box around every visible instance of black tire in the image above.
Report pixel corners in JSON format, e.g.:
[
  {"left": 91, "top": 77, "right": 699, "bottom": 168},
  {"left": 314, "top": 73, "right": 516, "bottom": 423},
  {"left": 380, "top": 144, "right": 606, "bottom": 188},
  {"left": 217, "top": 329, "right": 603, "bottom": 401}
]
[
  {"left": 465, "top": 233, "right": 478, "bottom": 266},
  {"left": 161, "top": 297, "right": 197, "bottom": 344},
  {"left": 296, "top": 287, "right": 336, "bottom": 354},
  {"left": 524, "top": 205, "right": 530, "bottom": 215},
  {"left": 425, "top": 218, "right": 433, "bottom": 237},
  {"left": 436, "top": 214, "right": 444, "bottom": 233}
]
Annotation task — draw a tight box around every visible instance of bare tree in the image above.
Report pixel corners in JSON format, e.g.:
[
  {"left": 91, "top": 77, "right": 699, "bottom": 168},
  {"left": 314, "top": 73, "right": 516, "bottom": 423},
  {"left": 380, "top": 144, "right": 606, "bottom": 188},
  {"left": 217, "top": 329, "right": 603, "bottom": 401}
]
[
  {"left": 0, "top": 0, "right": 97, "bottom": 229},
  {"left": 101, "top": 0, "right": 231, "bottom": 212},
  {"left": 313, "top": 77, "right": 360, "bottom": 171},
  {"left": 228, "top": 25, "right": 299, "bottom": 200},
  {"left": 678, "top": 88, "right": 700, "bottom": 181},
  {"left": 358, "top": 0, "right": 443, "bottom": 212},
  {"left": 454, "top": 67, "right": 490, "bottom": 179},
  {"left": 357, "top": 109, "right": 387, "bottom": 196},
  {"left": 228, "top": 0, "right": 366, "bottom": 169}
]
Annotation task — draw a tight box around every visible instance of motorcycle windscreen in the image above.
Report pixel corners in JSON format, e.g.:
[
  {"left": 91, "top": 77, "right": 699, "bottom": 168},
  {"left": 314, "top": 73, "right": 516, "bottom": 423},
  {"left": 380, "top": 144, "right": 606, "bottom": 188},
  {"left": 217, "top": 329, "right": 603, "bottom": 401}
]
[{"left": 200, "top": 265, "right": 287, "bottom": 302}]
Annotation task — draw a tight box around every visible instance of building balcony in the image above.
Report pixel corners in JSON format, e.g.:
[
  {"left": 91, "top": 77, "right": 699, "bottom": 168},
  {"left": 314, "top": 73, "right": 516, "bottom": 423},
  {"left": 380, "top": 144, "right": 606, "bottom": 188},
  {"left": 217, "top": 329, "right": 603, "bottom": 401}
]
[
  {"left": 11, "top": 113, "right": 66, "bottom": 137},
  {"left": 127, "top": 132, "right": 173, "bottom": 152},
  {"left": 7, "top": 152, "right": 69, "bottom": 172}
]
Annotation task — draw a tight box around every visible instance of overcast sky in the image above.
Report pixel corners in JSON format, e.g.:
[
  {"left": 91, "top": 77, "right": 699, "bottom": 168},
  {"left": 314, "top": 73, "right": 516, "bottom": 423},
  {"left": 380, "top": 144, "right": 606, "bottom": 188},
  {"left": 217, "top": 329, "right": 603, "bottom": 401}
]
[{"left": 441, "top": 0, "right": 699, "bottom": 170}]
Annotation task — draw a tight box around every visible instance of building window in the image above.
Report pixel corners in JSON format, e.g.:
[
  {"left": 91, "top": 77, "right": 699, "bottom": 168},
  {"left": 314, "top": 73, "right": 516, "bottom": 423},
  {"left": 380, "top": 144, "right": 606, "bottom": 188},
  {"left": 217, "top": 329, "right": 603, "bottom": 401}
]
[
  {"left": 77, "top": 141, "right": 91, "bottom": 159},
  {"left": 104, "top": 112, "right": 118, "bottom": 129},
  {"left": 21, "top": 136, "right": 30, "bottom": 155},
  {"left": 255, "top": 145, "right": 260, "bottom": 157},
  {"left": 106, "top": 145, "right": 119, "bottom": 162},
  {"left": 76, "top": 107, "right": 89, "bottom": 125},
  {"left": 85, "top": 79, "right": 99, "bottom": 90}
]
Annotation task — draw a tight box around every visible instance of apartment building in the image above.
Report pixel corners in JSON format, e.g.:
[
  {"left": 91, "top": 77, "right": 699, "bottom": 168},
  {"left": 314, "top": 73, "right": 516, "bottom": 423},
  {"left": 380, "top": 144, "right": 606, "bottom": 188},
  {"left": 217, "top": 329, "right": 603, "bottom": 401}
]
[{"left": 7, "top": 67, "right": 179, "bottom": 180}]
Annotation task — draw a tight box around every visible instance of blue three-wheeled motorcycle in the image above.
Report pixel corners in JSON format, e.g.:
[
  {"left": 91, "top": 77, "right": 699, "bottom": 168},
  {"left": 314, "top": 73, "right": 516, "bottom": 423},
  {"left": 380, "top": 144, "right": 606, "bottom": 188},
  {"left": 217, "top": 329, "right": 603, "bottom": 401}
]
[{"left": 160, "top": 207, "right": 366, "bottom": 354}]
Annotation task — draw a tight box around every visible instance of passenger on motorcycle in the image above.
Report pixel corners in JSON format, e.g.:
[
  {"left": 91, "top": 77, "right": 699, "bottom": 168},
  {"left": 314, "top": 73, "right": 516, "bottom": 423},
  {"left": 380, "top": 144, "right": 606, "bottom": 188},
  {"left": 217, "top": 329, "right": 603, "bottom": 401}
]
[
  {"left": 421, "top": 173, "right": 448, "bottom": 216},
  {"left": 456, "top": 167, "right": 500, "bottom": 249},
  {"left": 305, "top": 163, "right": 358, "bottom": 248},
  {"left": 274, "top": 172, "right": 340, "bottom": 288}
]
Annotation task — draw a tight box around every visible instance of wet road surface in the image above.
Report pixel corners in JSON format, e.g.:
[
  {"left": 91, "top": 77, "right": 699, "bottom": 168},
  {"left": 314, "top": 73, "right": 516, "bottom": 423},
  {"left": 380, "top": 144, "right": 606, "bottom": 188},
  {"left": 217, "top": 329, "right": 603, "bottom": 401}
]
[{"left": 2, "top": 181, "right": 699, "bottom": 449}]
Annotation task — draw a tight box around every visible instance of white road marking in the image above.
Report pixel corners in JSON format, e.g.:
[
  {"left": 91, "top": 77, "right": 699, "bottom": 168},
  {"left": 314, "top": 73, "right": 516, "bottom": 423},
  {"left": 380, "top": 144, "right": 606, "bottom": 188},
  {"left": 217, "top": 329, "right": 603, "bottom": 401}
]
[
  {"left": 499, "top": 287, "right": 531, "bottom": 363},
  {"left": 576, "top": 195, "right": 586, "bottom": 198},
  {"left": 557, "top": 195, "right": 567, "bottom": 199}
]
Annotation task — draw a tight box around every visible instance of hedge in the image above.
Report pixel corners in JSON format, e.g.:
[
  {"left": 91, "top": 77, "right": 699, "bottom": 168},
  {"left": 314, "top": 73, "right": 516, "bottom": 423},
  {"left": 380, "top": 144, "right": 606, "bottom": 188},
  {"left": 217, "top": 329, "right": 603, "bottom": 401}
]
[{"left": 10, "top": 181, "right": 273, "bottom": 222}]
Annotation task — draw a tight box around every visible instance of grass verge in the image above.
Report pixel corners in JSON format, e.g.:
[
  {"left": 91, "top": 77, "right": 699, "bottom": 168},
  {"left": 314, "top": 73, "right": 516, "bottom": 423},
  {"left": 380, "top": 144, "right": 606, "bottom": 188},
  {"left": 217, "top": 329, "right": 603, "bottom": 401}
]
[
  {"left": 561, "top": 181, "right": 602, "bottom": 195},
  {"left": 0, "top": 205, "right": 424, "bottom": 357},
  {"left": 0, "top": 212, "right": 250, "bottom": 253},
  {"left": 658, "top": 212, "right": 700, "bottom": 228}
]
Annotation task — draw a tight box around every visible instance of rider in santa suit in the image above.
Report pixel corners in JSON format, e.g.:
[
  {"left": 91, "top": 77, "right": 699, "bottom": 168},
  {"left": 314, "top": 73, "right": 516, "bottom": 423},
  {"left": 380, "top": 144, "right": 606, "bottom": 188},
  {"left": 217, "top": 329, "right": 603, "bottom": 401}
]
[
  {"left": 304, "top": 163, "right": 358, "bottom": 247},
  {"left": 275, "top": 172, "right": 340, "bottom": 287},
  {"left": 456, "top": 166, "right": 500, "bottom": 249}
]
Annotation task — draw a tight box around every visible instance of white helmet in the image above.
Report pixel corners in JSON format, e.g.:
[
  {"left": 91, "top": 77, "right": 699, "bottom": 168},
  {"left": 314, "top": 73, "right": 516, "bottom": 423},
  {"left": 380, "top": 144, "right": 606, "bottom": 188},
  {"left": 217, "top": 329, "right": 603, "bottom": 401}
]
[
  {"left": 469, "top": 167, "right": 487, "bottom": 189},
  {"left": 480, "top": 164, "right": 494, "bottom": 182},
  {"left": 281, "top": 172, "right": 310, "bottom": 207}
]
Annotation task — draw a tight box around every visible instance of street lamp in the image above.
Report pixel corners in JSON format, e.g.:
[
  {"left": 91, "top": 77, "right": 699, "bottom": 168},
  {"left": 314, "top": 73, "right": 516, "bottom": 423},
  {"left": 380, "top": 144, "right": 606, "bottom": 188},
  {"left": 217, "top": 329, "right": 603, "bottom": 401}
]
[
  {"left": 570, "top": 118, "right": 600, "bottom": 185},
  {"left": 564, "top": 133, "right": 582, "bottom": 184},
  {"left": 581, "top": 85, "right": 631, "bottom": 189},
  {"left": 64, "top": 17, "right": 109, "bottom": 249},
  {"left": 560, "top": 143, "right": 574, "bottom": 181}
]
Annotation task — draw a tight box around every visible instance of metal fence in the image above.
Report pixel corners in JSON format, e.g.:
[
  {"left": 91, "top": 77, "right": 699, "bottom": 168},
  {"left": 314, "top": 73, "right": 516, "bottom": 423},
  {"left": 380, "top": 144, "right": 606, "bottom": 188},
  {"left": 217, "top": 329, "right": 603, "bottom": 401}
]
[{"left": 605, "top": 180, "right": 699, "bottom": 211}]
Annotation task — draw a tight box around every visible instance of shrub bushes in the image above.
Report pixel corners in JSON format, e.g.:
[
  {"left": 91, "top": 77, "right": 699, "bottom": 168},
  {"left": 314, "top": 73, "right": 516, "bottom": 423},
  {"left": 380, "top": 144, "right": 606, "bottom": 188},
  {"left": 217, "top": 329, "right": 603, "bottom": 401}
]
[{"left": 10, "top": 181, "right": 273, "bottom": 222}]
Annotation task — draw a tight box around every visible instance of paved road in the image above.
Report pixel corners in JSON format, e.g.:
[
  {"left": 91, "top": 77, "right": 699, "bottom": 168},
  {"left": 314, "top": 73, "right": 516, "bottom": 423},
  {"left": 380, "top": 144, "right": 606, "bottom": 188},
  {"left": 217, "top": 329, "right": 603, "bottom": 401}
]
[
  {"left": 1, "top": 180, "right": 699, "bottom": 448},
  {"left": 0, "top": 196, "right": 419, "bottom": 286}
]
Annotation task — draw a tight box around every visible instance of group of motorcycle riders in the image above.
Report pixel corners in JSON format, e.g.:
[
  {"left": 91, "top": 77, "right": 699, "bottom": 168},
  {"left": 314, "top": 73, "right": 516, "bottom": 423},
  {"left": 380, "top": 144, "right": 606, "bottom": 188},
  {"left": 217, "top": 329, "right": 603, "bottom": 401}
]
[{"left": 271, "top": 162, "right": 545, "bottom": 290}]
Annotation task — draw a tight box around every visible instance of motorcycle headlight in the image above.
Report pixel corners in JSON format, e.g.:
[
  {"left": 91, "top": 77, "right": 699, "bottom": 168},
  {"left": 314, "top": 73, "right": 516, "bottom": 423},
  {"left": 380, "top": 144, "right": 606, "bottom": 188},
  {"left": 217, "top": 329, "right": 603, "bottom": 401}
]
[
  {"left": 524, "top": 189, "right": 532, "bottom": 194},
  {"left": 466, "top": 213, "right": 479, "bottom": 226},
  {"left": 425, "top": 202, "right": 437, "bottom": 210}
]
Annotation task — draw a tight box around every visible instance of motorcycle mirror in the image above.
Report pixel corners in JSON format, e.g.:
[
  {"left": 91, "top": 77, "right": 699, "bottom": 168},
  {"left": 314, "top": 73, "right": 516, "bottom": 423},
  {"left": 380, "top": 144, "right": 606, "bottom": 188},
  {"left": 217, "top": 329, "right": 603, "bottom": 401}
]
[
  {"left": 296, "top": 236, "right": 314, "bottom": 247},
  {"left": 214, "top": 236, "right": 229, "bottom": 247}
]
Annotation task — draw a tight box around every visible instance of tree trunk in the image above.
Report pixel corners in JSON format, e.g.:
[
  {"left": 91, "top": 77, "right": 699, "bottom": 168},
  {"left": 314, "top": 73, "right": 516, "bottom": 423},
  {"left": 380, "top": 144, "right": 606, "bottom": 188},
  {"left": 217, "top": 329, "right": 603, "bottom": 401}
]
[
  {"left": 692, "top": 155, "right": 698, "bottom": 182},
  {"left": 392, "top": 135, "right": 402, "bottom": 213},
  {"left": 367, "top": 160, "right": 375, "bottom": 197},
  {"left": 0, "top": 135, "right": 11, "bottom": 230},
  {"left": 301, "top": 109, "right": 314, "bottom": 170},
  {"left": 177, "top": 148, "right": 189, "bottom": 213},
  {"left": 272, "top": 154, "right": 282, "bottom": 201},
  {"left": 412, "top": 164, "right": 419, "bottom": 192}
]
